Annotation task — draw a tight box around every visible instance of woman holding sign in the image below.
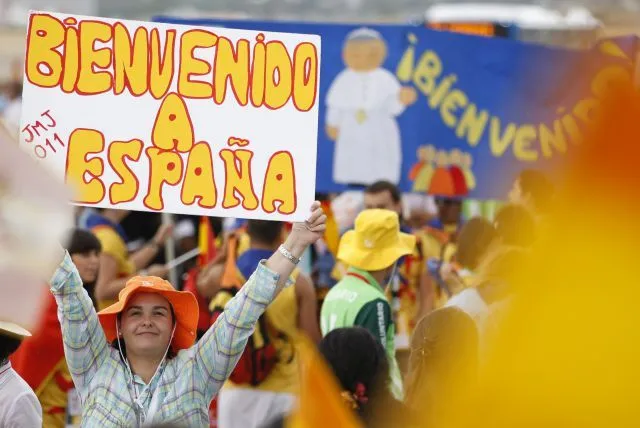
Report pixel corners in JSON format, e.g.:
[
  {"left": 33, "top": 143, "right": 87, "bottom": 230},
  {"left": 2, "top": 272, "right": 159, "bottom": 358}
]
[{"left": 48, "top": 202, "right": 327, "bottom": 427}]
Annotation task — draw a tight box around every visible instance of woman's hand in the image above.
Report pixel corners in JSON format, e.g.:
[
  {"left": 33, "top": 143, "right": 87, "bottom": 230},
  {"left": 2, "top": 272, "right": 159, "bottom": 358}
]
[{"left": 283, "top": 201, "right": 327, "bottom": 258}]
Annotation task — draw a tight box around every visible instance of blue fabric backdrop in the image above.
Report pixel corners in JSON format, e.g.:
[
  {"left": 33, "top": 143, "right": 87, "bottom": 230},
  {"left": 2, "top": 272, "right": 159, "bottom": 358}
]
[{"left": 154, "top": 17, "right": 636, "bottom": 199}]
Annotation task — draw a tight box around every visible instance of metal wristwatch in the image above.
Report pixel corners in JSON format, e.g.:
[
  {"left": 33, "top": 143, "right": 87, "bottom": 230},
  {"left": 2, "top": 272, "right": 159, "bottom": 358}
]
[{"left": 278, "top": 245, "right": 301, "bottom": 265}]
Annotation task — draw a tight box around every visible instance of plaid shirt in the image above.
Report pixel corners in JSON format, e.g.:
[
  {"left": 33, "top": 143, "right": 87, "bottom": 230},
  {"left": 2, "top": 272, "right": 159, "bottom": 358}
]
[{"left": 51, "top": 252, "right": 283, "bottom": 427}]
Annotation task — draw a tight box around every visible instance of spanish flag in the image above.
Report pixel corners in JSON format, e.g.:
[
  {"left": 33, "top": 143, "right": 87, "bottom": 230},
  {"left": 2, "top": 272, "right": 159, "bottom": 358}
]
[
  {"left": 287, "top": 334, "right": 363, "bottom": 428},
  {"left": 183, "top": 217, "right": 217, "bottom": 335},
  {"left": 198, "top": 216, "right": 217, "bottom": 267}
]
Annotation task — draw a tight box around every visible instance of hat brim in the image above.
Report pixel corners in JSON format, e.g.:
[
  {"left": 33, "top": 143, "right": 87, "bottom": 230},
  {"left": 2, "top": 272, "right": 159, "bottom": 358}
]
[
  {"left": 0, "top": 321, "right": 31, "bottom": 338},
  {"left": 338, "top": 230, "right": 416, "bottom": 271},
  {"left": 98, "top": 287, "right": 199, "bottom": 352}
]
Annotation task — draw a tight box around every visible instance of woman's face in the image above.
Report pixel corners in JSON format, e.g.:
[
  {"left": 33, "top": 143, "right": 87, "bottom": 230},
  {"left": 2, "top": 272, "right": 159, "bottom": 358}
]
[
  {"left": 120, "top": 293, "right": 174, "bottom": 359},
  {"left": 71, "top": 250, "right": 100, "bottom": 283}
]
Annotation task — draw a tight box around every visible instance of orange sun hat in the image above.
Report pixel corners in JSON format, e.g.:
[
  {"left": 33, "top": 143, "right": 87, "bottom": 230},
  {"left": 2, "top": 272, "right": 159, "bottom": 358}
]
[{"left": 97, "top": 276, "right": 199, "bottom": 351}]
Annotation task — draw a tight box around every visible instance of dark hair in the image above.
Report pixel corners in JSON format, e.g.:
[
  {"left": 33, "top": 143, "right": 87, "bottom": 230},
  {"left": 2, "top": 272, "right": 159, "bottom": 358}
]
[
  {"left": 494, "top": 204, "right": 536, "bottom": 248},
  {"left": 434, "top": 197, "right": 462, "bottom": 206},
  {"left": 246, "top": 220, "right": 283, "bottom": 246},
  {"left": 456, "top": 217, "right": 498, "bottom": 271},
  {"left": 435, "top": 197, "right": 463, "bottom": 226},
  {"left": 405, "top": 307, "right": 478, "bottom": 425},
  {"left": 0, "top": 333, "right": 23, "bottom": 362},
  {"left": 66, "top": 228, "right": 102, "bottom": 255},
  {"left": 319, "top": 328, "right": 391, "bottom": 425},
  {"left": 64, "top": 228, "right": 101, "bottom": 304},
  {"left": 365, "top": 180, "right": 401, "bottom": 204},
  {"left": 518, "top": 169, "right": 554, "bottom": 213}
]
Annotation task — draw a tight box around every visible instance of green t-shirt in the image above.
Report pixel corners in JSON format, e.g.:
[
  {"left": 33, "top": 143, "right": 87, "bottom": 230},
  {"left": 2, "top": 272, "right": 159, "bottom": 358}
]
[{"left": 320, "top": 267, "right": 403, "bottom": 399}]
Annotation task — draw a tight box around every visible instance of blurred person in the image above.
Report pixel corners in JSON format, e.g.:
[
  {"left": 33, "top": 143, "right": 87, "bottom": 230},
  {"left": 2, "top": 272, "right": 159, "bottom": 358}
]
[
  {"left": 0, "top": 120, "right": 74, "bottom": 332},
  {"left": 0, "top": 81, "right": 22, "bottom": 136},
  {"left": 443, "top": 84, "right": 640, "bottom": 428},
  {"left": 319, "top": 327, "right": 411, "bottom": 428},
  {"left": 11, "top": 229, "right": 101, "bottom": 427},
  {"left": 493, "top": 203, "right": 537, "bottom": 248},
  {"left": 404, "top": 307, "right": 478, "bottom": 428},
  {"left": 48, "top": 203, "right": 326, "bottom": 426},
  {"left": 445, "top": 246, "right": 529, "bottom": 341},
  {"left": 86, "top": 208, "right": 172, "bottom": 309},
  {"left": 423, "top": 197, "right": 464, "bottom": 255},
  {"left": 68, "top": 229, "right": 102, "bottom": 303},
  {"left": 508, "top": 169, "right": 554, "bottom": 219},
  {"left": 321, "top": 209, "right": 416, "bottom": 399},
  {"left": 0, "top": 322, "right": 42, "bottom": 427},
  {"left": 417, "top": 197, "right": 464, "bottom": 310},
  {"left": 331, "top": 190, "right": 365, "bottom": 234},
  {"left": 433, "top": 217, "right": 498, "bottom": 298},
  {"left": 212, "top": 220, "right": 321, "bottom": 428}
]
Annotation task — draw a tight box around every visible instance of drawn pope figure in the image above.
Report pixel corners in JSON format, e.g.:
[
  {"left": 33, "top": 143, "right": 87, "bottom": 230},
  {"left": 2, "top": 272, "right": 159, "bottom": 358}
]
[{"left": 326, "top": 27, "right": 417, "bottom": 185}]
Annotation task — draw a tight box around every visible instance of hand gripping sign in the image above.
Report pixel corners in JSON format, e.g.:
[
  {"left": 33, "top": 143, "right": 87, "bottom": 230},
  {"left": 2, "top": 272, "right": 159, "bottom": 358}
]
[{"left": 20, "top": 12, "right": 321, "bottom": 222}]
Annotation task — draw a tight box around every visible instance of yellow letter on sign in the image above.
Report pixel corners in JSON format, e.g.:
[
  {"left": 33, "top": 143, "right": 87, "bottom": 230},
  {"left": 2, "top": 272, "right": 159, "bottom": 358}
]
[
  {"left": 262, "top": 151, "right": 296, "bottom": 214},
  {"left": 66, "top": 129, "right": 105, "bottom": 204},
  {"left": 181, "top": 142, "right": 217, "bottom": 208},
  {"left": 143, "top": 148, "right": 184, "bottom": 211},
  {"left": 152, "top": 93, "right": 195, "bottom": 153},
  {"left": 26, "top": 14, "right": 65, "bottom": 88}
]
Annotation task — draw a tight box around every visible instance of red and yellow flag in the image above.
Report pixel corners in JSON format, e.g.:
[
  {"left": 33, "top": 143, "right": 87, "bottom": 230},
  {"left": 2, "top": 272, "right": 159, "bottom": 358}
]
[
  {"left": 183, "top": 216, "right": 218, "bottom": 334},
  {"left": 287, "top": 334, "right": 363, "bottom": 428},
  {"left": 198, "top": 216, "right": 217, "bottom": 267}
]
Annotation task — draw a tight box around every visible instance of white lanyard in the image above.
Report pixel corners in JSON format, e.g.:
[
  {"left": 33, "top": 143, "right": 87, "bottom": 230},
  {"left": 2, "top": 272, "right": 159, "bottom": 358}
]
[
  {"left": 115, "top": 315, "right": 176, "bottom": 426},
  {"left": 129, "top": 373, "right": 162, "bottom": 427},
  {"left": 144, "top": 388, "right": 162, "bottom": 426}
]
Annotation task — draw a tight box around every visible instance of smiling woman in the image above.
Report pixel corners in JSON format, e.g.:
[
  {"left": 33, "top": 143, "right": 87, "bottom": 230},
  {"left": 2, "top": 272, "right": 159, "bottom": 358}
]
[{"left": 49, "top": 201, "right": 327, "bottom": 427}]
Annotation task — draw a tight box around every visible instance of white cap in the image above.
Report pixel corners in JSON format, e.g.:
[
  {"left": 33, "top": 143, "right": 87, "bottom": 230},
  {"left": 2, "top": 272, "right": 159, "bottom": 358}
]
[{"left": 174, "top": 219, "right": 196, "bottom": 240}]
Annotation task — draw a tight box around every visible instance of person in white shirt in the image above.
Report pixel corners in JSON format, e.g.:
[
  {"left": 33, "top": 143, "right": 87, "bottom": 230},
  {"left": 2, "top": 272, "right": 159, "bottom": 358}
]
[
  {"left": 325, "top": 27, "right": 417, "bottom": 185},
  {"left": 445, "top": 246, "right": 528, "bottom": 349},
  {"left": 0, "top": 321, "right": 42, "bottom": 427}
]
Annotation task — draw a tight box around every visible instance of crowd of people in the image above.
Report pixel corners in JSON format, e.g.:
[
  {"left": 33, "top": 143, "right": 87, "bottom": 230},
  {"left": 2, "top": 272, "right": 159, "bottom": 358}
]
[{"left": 0, "top": 165, "right": 553, "bottom": 427}]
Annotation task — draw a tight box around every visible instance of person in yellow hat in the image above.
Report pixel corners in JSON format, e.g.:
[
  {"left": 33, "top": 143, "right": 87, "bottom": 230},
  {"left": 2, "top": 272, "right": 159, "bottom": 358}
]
[
  {"left": 0, "top": 321, "right": 42, "bottom": 427},
  {"left": 320, "top": 209, "right": 416, "bottom": 400},
  {"left": 49, "top": 202, "right": 327, "bottom": 427}
]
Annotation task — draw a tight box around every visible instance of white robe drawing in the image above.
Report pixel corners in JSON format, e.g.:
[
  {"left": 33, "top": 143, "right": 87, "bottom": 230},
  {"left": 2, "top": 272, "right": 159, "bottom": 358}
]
[{"left": 326, "top": 68, "right": 406, "bottom": 185}]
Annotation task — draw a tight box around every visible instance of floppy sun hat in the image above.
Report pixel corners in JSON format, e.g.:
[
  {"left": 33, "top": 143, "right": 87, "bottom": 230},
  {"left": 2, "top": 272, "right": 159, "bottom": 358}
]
[
  {"left": 338, "top": 209, "right": 416, "bottom": 271},
  {"left": 0, "top": 321, "right": 31, "bottom": 338},
  {"left": 98, "top": 276, "right": 199, "bottom": 351}
]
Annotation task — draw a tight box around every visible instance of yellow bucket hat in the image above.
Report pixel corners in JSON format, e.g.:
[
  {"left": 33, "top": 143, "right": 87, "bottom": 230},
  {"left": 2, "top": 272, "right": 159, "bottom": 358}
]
[{"left": 338, "top": 209, "right": 416, "bottom": 271}]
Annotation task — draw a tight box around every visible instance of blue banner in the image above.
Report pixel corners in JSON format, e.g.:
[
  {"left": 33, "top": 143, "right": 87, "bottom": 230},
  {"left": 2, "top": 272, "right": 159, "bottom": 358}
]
[{"left": 155, "top": 17, "right": 635, "bottom": 199}]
